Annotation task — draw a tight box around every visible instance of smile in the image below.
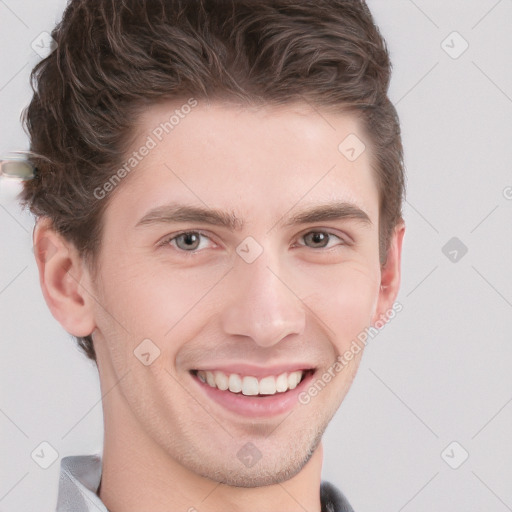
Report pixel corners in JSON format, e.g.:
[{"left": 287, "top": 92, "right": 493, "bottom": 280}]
[
  {"left": 195, "top": 369, "right": 307, "bottom": 396},
  {"left": 190, "top": 368, "right": 316, "bottom": 418}
]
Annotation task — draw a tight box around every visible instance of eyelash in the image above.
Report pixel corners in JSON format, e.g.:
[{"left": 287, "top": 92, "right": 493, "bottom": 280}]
[{"left": 158, "top": 229, "right": 349, "bottom": 255}]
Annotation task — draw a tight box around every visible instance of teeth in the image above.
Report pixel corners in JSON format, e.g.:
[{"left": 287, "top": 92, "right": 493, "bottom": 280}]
[
  {"left": 206, "top": 371, "right": 216, "bottom": 387},
  {"left": 259, "top": 376, "right": 276, "bottom": 395},
  {"left": 228, "top": 373, "right": 242, "bottom": 393},
  {"left": 214, "top": 371, "right": 229, "bottom": 391},
  {"left": 276, "top": 373, "right": 288, "bottom": 392},
  {"left": 197, "top": 369, "right": 305, "bottom": 396},
  {"left": 288, "top": 371, "right": 300, "bottom": 390},
  {"left": 242, "top": 376, "right": 259, "bottom": 396}
]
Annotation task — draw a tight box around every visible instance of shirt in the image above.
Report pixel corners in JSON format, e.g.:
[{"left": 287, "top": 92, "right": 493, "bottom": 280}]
[{"left": 56, "top": 454, "right": 354, "bottom": 512}]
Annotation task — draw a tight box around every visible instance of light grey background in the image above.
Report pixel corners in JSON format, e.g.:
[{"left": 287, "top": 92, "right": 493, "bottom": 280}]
[{"left": 1, "top": 1, "right": 511, "bottom": 511}]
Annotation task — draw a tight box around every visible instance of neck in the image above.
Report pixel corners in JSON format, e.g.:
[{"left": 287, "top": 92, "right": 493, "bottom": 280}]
[{"left": 98, "top": 383, "right": 323, "bottom": 512}]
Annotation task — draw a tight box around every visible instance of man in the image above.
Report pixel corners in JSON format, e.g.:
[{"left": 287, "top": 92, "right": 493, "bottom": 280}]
[{"left": 21, "top": 0, "right": 405, "bottom": 510}]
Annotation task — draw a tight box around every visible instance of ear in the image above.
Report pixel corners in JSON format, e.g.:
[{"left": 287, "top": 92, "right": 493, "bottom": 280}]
[
  {"left": 371, "top": 220, "right": 405, "bottom": 324},
  {"left": 33, "top": 217, "right": 96, "bottom": 337}
]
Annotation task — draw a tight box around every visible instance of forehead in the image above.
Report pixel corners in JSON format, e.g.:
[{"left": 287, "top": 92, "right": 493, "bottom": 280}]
[{"left": 104, "top": 99, "right": 379, "bottom": 229}]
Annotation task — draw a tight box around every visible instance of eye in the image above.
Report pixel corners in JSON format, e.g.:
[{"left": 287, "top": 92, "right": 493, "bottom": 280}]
[
  {"left": 298, "top": 230, "right": 346, "bottom": 249},
  {"left": 160, "top": 231, "right": 214, "bottom": 252}
]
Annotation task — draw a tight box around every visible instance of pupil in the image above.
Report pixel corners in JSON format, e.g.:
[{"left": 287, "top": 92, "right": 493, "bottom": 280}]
[
  {"left": 185, "top": 234, "right": 197, "bottom": 245},
  {"left": 181, "top": 233, "right": 199, "bottom": 249},
  {"left": 311, "top": 232, "right": 326, "bottom": 246}
]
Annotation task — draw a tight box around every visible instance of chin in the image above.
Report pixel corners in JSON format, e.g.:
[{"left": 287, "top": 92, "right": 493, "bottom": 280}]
[{"left": 191, "top": 425, "right": 324, "bottom": 488}]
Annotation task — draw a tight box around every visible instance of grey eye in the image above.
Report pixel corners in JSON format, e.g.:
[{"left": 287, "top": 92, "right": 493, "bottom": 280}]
[
  {"left": 174, "top": 232, "right": 202, "bottom": 251},
  {"left": 303, "top": 232, "right": 331, "bottom": 248}
]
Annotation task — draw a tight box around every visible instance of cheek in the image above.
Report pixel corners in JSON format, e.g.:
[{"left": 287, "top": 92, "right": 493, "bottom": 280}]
[
  {"left": 96, "top": 254, "right": 228, "bottom": 345},
  {"left": 301, "top": 262, "right": 380, "bottom": 350}
]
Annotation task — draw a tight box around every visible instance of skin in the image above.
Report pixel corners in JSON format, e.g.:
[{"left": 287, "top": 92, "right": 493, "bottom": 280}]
[{"left": 34, "top": 99, "right": 405, "bottom": 512}]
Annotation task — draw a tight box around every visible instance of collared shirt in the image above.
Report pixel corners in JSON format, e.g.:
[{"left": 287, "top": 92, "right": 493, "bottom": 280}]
[{"left": 56, "top": 455, "right": 354, "bottom": 512}]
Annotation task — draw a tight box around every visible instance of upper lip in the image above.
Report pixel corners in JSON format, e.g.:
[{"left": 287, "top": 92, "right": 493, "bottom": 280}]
[{"left": 191, "top": 363, "right": 316, "bottom": 378}]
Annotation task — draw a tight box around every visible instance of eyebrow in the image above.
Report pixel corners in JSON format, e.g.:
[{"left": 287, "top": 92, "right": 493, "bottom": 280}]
[
  {"left": 135, "top": 201, "right": 372, "bottom": 231},
  {"left": 135, "top": 204, "right": 244, "bottom": 231},
  {"left": 282, "top": 202, "right": 371, "bottom": 228}
]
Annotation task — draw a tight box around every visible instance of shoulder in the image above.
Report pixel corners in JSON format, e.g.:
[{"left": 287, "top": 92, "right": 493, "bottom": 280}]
[{"left": 320, "top": 480, "right": 355, "bottom": 512}]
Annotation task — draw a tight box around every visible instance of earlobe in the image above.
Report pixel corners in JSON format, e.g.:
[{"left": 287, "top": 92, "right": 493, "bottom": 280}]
[
  {"left": 372, "top": 221, "right": 405, "bottom": 324},
  {"left": 33, "top": 217, "right": 96, "bottom": 338}
]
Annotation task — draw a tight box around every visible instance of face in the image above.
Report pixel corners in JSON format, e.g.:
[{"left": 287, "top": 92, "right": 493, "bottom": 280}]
[{"left": 86, "top": 99, "right": 396, "bottom": 487}]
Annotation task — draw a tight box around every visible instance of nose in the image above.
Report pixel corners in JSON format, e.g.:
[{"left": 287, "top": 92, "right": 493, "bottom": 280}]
[{"left": 220, "top": 250, "right": 306, "bottom": 348}]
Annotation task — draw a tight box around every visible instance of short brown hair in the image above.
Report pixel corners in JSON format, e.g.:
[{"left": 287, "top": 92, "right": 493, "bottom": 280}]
[{"left": 21, "top": 0, "right": 405, "bottom": 362}]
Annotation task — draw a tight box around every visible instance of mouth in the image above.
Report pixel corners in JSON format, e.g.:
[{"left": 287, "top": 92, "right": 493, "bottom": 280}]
[
  {"left": 191, "top": 368, "right": 313, "bottom": 396},
  {"left": 189, "top": 368, "right": 316, "bottom": 417}
]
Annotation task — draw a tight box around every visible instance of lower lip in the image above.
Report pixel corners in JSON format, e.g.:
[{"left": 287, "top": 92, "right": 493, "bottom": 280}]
[{"left": 190, "top": 370, "right": 315, "bottom": 418}]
